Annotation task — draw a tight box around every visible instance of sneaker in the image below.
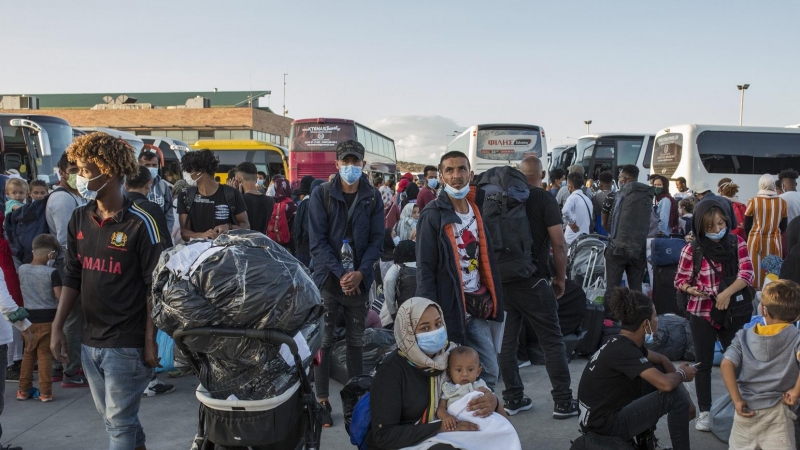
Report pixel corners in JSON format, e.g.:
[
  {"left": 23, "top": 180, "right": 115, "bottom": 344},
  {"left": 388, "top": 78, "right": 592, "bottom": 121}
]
[
  {"left": 5, "top": 362, "right": 20, "bottom": 383},
  {"left": 39, "top": 393, "right": 53, "bottom": 403},
  {"left": 518, "top": 360, "right": 532, "bottom": 369},
  {"left": 504, "top": 396, "right": 533, "bottom": 416},
  {"left": 61, "top": 374, "right": 89, "bottom": 388},
  {"left": 319, "top": 401, "right": 333, "bottom": 427},
  {"left": 695, "top": 411, "right": 710, "bottom": 431},
  {"left": 142, "top": 378, "right": 176, "bottom": 397},
  {"left": 51, "top": 367, "right": 63, "bottom": 383},
  {"left": 15, "top": 390, "right": 29, "bottom": 401},
  {"left": 553, "top": 399, "right": 580, "bottom": 419}
]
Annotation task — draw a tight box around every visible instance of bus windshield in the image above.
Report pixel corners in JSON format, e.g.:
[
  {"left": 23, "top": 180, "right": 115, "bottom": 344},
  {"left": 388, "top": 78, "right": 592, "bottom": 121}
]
[
  {"left": 290, "top": 123, "right": 355, "bottom": 151},
  {"left": 476, "top": 128, "right": 542, "bottom": 160}
]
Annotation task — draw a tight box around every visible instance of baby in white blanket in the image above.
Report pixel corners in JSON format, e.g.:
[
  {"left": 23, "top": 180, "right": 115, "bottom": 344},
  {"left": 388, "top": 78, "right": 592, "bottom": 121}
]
[{"left": 436, "top": 346, "right": 509, "bottom": 430}]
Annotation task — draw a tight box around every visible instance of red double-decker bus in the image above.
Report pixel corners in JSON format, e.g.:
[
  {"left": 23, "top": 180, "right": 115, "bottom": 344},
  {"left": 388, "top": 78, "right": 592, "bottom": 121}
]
[{"left": 288, "top": 118, "right": 396, "bottom": 187}]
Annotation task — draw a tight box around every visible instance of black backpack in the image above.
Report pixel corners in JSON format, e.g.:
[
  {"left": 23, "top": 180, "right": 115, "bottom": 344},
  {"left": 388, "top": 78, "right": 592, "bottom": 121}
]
[
  {"left": 395, "top": 264, "right": 417, "bottom": 308},
  {"left": 609, "top": 182, "right": 654, "bottom": 259},
  {"left": 475, "top": 166, "right": 536, "bottom": 283},
  {"left": 4, "top": 188, "right": 74, "bottom": 264},
  {"left": 182, "top": 185, "right": 238, "bottom": 226}
]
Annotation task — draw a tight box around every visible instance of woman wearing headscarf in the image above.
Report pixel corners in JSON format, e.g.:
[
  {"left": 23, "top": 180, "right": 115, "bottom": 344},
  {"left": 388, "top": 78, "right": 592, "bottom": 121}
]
[
  {"left": 395, "top": 203, "right": 420, "bottom": 242},
  {"left": 271, "top": 176, "right": 298, "bottom": 251},
  {"left": 652, "top": 175, "right": 679, "bottom": 235},
  {"left": 674, "top": 198, "right": 754, "bottom": 432},
  {"left": 745, "top": 174, "right": 788, "bottom": 287},
  {"left": 368, "top": 298, "right": 500, "bottom": 450},
  {"left": 718, "top": 181, "right": 747, "bottom": 239}
]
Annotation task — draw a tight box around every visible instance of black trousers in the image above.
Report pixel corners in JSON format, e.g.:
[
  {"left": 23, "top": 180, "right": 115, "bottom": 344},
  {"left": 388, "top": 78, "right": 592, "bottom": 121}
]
[{"left": 689, "top": 314, "right": 738, "bottom": 412}]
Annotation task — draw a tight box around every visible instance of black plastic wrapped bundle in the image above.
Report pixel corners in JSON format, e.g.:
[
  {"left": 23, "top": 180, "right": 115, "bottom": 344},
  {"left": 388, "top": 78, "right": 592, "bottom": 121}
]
[{"left": 151, "top": 230, "right": 323, "bottom": 399}]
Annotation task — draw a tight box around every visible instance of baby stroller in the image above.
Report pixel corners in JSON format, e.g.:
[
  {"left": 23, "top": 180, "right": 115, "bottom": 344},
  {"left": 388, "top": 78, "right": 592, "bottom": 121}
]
[
  {"left": 567, "top": 233, "right": 608, "bottom": 290},
  {"left": 175, "top": 327, "right": 322, "bottom": 450},
  {"left": 149, "top": 231, "right": 325, "bottom": 450}
]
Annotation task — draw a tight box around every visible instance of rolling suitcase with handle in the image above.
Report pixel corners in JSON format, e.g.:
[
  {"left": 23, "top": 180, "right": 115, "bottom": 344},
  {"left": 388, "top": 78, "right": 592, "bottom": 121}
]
[{"left": 575, "top": 302, "right": 605, "bottom": 356}]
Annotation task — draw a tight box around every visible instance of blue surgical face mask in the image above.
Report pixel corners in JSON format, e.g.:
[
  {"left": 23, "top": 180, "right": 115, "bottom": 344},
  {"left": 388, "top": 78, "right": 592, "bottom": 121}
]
[
  {"left": 416, "top": 327, "right": 447, "bottom": 354},
  {"left": 76, "top": 174, "right": 108, "bottom": 201},
  {"left": 644, "top": 320, "right": 654, "bottom": 345},
  {"left": 393, "top": 236, "right": 401, "bottom": 246},
  {"left": 256, "top": 179, "right": 264, "bottom": 186},
  {"left": 705, "top": 227, "right": 727, "bottom": 241},
  {"left": 444, "top": 183, "right": 470, "bottom": 200},
  {"left": 147, "top": 167, "right": 159, "bottom": 180},
  {"left": 561, "top": 180, "right": 567, "bottom": 187},
  {"left": 427, "top": 178, "right": 438, "bottom": 189},
  {"left": 339, "top": 164, "right": 362, "bottom": 185}
]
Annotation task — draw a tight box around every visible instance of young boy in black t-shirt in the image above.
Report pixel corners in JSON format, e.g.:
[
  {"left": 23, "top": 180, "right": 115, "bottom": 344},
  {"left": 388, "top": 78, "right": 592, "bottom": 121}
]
[
  {"left": 177, "top": 149, "right": 249, "bottom": 242},
  {"left": 50, "top": 132, "right": 166, "bottom": 450}
]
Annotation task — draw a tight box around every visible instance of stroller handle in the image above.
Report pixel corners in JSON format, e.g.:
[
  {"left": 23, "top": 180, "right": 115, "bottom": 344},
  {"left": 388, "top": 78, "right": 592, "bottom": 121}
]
[{"left": 172, "top": 328, "right": 299, "bottom": 357}]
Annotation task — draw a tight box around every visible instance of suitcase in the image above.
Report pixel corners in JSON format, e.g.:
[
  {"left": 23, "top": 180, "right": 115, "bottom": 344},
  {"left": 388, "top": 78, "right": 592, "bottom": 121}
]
[
  {"left": 575, "top": 302, "right": 605, "bottom": 356},
  {"left": 653, "top": 264, "right": 681, "bottom": 316}
]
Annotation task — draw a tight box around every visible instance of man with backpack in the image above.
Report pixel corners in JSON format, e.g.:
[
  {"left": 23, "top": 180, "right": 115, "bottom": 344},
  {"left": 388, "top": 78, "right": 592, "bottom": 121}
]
[
  {"left": 604, "top": 164, "right": 653, "bottom": 295},
  {"left": 177, "top": 150, "right": 249, "bottom": 241},
  {"left": 380, "top": 240, "right": 417, "bottom": 327},
  {"left": 45, "top": 153, "right": 87, "bottom": 388},
  {"left": 308, "top": 140, "right": 384, "bottom": 428},
  {"left": 416, "top": 150, "right": 504, "bottom": 391},
  {"left": 562, "top": 172, "right": 594, "bottom": 245},
  {"left": 138, "top": 151, "right": 174, "bottom": 245},
  {"left": 484, "top": 157, "right": 578, "bottom": 419}
]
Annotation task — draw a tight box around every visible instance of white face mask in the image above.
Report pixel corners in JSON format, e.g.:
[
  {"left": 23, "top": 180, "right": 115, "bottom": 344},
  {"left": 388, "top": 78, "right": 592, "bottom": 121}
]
[
  {"left": 183, "top": 172, "right": 201, "bottom": 187},
  {"left": 644, "top": 320, "right": 654, "bottom": 345},
  {"left": 75, "top": 174, "right": 107, "bottom": 201}
]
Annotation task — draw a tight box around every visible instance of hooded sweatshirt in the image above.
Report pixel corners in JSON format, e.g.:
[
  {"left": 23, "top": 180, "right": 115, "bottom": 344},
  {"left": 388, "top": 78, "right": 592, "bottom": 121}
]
[{"left": 723, "top": 323, "right": 800, "bottom": 410}]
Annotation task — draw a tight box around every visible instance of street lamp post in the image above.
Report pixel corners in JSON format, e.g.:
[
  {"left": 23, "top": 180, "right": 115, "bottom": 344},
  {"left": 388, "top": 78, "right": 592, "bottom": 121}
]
[
  {"left": 283, "top": 73, "right": 288, "bottom": 117},
  {"left": 737, "top": 84, "right": 750, "bottom": 126},
  {"left": 584, "top": 120, "right": 592, "bottom": 135}
]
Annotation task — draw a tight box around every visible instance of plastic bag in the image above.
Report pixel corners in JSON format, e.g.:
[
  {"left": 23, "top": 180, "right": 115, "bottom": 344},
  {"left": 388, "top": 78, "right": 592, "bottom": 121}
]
[
  {"left": 709, "top": 393, "right": 734, "bottom": 443},
  {"left": 151, "top": 230, "right": 323, "bottom": 399},
  {"left": 155, "top": 329, "right": 175, "bottom": 373}
]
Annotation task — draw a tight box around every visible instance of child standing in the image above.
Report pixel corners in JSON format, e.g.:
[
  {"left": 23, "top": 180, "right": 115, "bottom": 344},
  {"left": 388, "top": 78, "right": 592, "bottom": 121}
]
[
  {"left": 4, "top": 178, "right": 28, "bottom": 215},
  {"left": 436, "top": 346, "right": 508, "bottom": 430},
  {"left": 721, "top": 279, "right": 800, "bottom": 450},
  {"left": 16, "top": 234, "right": 62, "bottom": 402}
]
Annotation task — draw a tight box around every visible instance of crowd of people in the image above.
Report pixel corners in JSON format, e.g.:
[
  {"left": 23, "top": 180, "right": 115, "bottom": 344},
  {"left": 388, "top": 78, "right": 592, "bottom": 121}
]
[{"left": 0, "top": 131, "right": 799, "bottom": 449}]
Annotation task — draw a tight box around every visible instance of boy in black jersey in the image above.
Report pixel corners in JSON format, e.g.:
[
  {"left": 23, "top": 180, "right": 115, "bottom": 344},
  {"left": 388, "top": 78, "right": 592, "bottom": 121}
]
[{"left": 51, "top": 132, "right": 165, "bottom": 450}]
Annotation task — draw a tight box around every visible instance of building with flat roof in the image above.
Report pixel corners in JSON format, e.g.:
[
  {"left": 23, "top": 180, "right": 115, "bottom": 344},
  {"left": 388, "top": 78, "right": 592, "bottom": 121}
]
[{"left": 0, "top": 91, "right": 291, "bottom": 145}]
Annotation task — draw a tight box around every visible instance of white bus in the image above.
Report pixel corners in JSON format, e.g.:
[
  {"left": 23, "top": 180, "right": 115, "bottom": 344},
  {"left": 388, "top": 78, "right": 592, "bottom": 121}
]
[
  {"left": 653, "top": 124, "right": 800, "bottom": 202},
  {"left": 446, "top": 124, "right": 546, "bottom": 174},
  {"left": 573, "top": 133, "right": 654, "bottom": 183}
]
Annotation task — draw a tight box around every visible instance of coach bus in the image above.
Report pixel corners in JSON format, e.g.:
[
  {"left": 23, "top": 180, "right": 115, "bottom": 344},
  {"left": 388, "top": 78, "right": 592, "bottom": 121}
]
[
  {"left": 0, "top": 113, "right": 72, "bottom": 185},
  {"left": 573, "top": 133, "right": 654, "bottom": 183},
  {"left": 652, "top": 124, "right": 800, "bottom": 202},
  {"left": 190, "top": 139, "right": 288, "bottom": 184},
  {"left": 288, "top": 118, "right": 397, "bottom": 187},
  {"left": 446, "top": 124, "right": 546, "bottom": 175}
]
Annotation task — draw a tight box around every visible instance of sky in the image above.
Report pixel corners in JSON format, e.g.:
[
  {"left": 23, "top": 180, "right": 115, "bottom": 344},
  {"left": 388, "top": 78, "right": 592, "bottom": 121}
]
[{"left": 3, "top": 1, "right": 799, "bottom": 164}]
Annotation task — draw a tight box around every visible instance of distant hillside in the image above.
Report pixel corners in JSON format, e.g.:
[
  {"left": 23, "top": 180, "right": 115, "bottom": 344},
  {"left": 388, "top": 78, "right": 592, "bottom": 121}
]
[{"left": 397, "top": 161, "right": 427, "bottom": 174}]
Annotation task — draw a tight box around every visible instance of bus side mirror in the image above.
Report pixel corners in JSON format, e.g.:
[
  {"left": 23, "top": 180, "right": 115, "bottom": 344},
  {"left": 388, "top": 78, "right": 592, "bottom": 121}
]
[{"left": 9, "top": 118, "right": 52, "bottom": 157}]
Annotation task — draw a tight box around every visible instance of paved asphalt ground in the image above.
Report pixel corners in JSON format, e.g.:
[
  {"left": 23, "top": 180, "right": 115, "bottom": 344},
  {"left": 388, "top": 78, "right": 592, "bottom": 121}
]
[{"left": 1, "top": 356, "right": 729, "bottom": 449}]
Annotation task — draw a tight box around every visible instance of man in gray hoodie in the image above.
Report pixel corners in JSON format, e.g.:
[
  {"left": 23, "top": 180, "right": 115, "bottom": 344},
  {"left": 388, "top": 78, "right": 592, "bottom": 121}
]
[
  {"left": 722, "top": 279, "right": 800, "bottom": 450},
  {"left": 45, "top": 153, "right": 87, "bottom": 388}
]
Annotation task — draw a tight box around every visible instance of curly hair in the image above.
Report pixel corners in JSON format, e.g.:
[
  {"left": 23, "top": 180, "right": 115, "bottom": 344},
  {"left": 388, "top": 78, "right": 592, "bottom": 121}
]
[
  {"left": 718, "top": 181, "right": 739, "bottom": 198},
  {"left": 779, "top": 169, "right": 799, "bottom": 182},
  {"left": 393, "top": 240, "right": 416, "bottom": 264},
  {"left": 607, "top": 287, "right": 654, "bottom": 331},
  {"left": 66, "top": 132, "right": 138, "bottom": 179},
  {"left": 181, "top": 149, "right": 219, "bottom": 175}
]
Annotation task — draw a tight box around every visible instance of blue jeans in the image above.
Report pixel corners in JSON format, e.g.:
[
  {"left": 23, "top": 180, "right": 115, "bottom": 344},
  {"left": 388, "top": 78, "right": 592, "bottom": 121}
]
[
  {"left": 82, "top": 345, "right": 154, "bottom": 450},
  {"left": 465, "top": 317, "right": 499, "bottom": 391}
]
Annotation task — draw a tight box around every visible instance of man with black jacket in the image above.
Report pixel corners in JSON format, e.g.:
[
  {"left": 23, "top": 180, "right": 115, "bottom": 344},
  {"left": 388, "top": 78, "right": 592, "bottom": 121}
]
[
  {"left": 415, "top": 151, "right": 504, "bottom": 391},
  {"left": 309, "top": 140, "right": 384, "bottom": 427},
  {"left": 498, "top": 156, "right": 579, "bottom": 418}
]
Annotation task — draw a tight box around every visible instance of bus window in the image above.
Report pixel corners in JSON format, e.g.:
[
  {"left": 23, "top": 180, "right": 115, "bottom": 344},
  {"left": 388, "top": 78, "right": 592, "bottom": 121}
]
[
  {"left": 696, "top": 131, "right": 800, "bottom": 175},
  {"left": 616, "top": 140, "right": 642, "bottom": 166},
  {"left": 643, "top": 136, "right": 654, "bottom": 169}
]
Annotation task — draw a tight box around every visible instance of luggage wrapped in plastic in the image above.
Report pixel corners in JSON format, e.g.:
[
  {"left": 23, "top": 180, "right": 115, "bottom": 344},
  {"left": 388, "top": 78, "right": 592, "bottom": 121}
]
[{"left": 151, "top": 230, "right": 323, "bottom": 400}]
